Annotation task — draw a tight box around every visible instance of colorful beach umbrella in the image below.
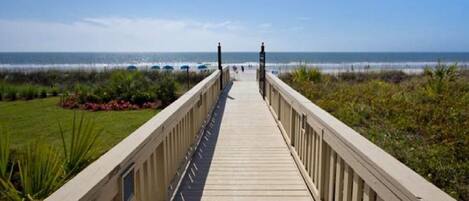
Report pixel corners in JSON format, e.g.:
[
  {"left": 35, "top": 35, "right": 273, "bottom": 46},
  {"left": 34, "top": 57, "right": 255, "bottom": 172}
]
[
  {"left": 180, "top": 65, "right": 190, "bottom": 70},
  {"left": 151, "top": 65, "right": 160, "bottom": 70}
]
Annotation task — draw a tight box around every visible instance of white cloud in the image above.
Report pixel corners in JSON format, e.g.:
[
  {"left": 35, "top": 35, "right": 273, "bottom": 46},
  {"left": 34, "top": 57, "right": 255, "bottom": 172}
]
[{"left": 0, "top": 17, "right": 262, "bottom": 51}]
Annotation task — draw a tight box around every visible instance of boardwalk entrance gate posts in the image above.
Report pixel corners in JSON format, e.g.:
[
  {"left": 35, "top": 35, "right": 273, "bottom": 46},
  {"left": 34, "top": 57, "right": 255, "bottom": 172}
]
[
  {"left": 46, "top": 44, "right": 455, "bottom": 201},
  {"left": 259, "top": 42, "right": 266, "bottom": 99}
]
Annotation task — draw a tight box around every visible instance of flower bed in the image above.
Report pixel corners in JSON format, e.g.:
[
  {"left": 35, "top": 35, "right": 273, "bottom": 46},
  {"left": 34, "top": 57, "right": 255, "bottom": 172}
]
[{"left": 61, "top": 96, "right": 161, "bottom": 111}]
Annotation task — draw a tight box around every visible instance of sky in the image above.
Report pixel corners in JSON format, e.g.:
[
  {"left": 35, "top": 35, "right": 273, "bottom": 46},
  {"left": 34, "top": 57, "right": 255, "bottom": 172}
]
[{"left": 0, "top": 0, "right": 468, "bottom": 52}]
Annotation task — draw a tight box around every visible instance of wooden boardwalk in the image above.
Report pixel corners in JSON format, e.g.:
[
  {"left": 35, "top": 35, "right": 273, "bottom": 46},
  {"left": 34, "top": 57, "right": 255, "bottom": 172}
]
[{"left": 173, "top": 71, "right": 313, "bottom": 201}]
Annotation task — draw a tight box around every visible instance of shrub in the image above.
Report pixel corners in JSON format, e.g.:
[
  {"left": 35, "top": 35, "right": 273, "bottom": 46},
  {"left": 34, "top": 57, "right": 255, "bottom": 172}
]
[
  {"left": 4, "top": 88, "right": 17, "bottom": 101},
  {"left": 131, "top": 91, "right": 154, "bottom": 106},
  {"left": 50, "top": 87, "right": 59, "bottom": 97},
  {"left": 283, "top": 66, "right": 469, "bottom": 200},
  {"left": 19, "top": 85, "right": 38, "bottom": 100},
  {"left": 156, "top": 76, "right": 177, "bottom": 106},
  {"left": 291, "top": 66, "right": 321, "bottom": 83},
  {"left": 39, "top": 89, "right": 48, "bottom": 98},
  {"left": 424, "top": 63, "right": 458, "bottom": 95}
]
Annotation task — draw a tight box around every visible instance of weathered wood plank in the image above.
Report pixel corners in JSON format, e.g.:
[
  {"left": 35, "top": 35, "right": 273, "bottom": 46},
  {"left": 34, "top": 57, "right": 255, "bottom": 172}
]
[{"left": 174, "top": 73, "right": 313, "bottom": 201}]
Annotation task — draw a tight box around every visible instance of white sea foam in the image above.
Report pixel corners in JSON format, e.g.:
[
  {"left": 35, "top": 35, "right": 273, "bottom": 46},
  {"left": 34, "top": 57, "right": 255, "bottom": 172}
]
[{"left": 1, "top": 61, "right": 468, "bottom": 72}]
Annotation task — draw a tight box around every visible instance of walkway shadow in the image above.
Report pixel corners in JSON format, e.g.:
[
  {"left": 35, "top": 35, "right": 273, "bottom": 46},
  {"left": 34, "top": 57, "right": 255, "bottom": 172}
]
[{"left": 173, "top": 82, "right": 233, "bottom": 201}]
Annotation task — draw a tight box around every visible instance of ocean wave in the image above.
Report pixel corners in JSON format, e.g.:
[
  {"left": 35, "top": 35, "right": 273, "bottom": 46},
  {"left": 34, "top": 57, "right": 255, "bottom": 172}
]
[{"left": 1, "top": 61, "right": 468, "bottom": 71}]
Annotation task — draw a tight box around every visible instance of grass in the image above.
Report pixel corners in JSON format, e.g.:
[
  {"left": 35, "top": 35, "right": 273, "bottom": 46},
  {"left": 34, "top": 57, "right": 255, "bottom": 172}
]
[
  {"left": 0, "top": 97, "right": 158, "bottom": 156},
  {"left": 281, "top": 66, "right": 469, "bottom": 200}
]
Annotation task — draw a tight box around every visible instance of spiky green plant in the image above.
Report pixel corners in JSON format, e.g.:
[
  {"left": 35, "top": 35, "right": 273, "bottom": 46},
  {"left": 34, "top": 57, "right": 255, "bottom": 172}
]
[
  {"left": 0, "top": 178, "right": 22, "bottom": 201},
  {"left": 424, "top": 62, "right": 458, "bottom": 94},
  {"left": 292, "top": 66, "right": 322, "bottom": 83},
  {"left": 59, "top": 112, "right": 102, "bottom": 175},
  {"left": 0, "top": 126, "right": 9, "bottom": 178},
  {"left": 18, "top": 143, "right": 64, "bottom": 199}
]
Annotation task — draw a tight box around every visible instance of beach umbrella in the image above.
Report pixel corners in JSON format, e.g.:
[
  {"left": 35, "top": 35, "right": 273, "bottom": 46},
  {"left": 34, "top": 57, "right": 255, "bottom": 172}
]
[
  {"left": 151, "top": 65, "right": 160, "bottom": 70},
  {"left": 197, "top": 65, "right": 208, "bottom": 70},
  {"left": 163, "top": 65, "right": 174, "bottom": 71},
  {"left": 180, "top": 65, "right": 190, "bottom": 70},
  {"left": 127, "top": 65, "right": 137, "bottom": 71}
]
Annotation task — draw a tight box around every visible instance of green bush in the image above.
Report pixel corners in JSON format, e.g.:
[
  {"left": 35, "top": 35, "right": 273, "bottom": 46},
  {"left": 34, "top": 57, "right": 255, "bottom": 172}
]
[
  {"left": 4, "top": 87, "right": 17, "bottom": 101},
  {"left": 291, "top": 66, "right": 322, "bottom": 83},
  {"left": 19, "top": 85, "right": 38, "bottom": 100},
  {"left": 156, "top": 76, "right": 177, "bottom": 106},
  {"left": 283, "top": 67, "right": 469, "bottom": 200},
  {"left": 39, "top": 89, "right": 48, "bottom": 98},
  {"left": 50, "top": 87, "right": 59, "bottom": 97}
]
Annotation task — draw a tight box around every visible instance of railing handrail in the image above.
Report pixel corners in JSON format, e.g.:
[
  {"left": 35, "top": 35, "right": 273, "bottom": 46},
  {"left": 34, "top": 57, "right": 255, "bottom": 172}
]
[
  {"left": 46, "top": 68, "right": 229, "bottom": 201},
  {"left": 265, "top": 72, "right": 454, "bottom": 201}
]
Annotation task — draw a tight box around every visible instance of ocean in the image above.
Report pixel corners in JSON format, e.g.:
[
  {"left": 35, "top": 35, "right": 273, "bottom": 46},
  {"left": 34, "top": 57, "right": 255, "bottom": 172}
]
[{"left": 1, "top": 52, "right": 469, "bottom": 72}]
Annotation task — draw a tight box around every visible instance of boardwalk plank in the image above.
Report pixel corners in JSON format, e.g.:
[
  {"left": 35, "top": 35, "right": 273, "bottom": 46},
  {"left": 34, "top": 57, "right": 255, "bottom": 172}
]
[{"left": 173, "top": 72, "right": 313, "bottom": 201}]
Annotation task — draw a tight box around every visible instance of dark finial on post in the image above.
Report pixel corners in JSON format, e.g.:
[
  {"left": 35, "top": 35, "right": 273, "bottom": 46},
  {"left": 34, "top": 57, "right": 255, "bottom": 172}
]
[
  {"left": 218, "top": 42, "right": 223, "bottom": 90},
  {"left": 259, "top": 42, "right": 266, "bottom": 99}
]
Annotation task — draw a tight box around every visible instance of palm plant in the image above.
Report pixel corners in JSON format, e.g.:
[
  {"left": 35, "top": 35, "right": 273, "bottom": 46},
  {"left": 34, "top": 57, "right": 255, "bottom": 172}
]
[
  {"left": 59, "top": 112, "right": 103, "bottom": 175},
  {"left": 0, "top": 178, "right": 22, "bottom": 201},
  {"left": 292, "top": 66, "right": 322, "bottom": 83},
  {"left": 17, "top": 143, "right": 64, "bottom": 200},
  {"left": 424, "top": 62, "right": 458, "bottom": 94},
  {"left": 0, "top": 126, "right": 20, "bottom": 201}
]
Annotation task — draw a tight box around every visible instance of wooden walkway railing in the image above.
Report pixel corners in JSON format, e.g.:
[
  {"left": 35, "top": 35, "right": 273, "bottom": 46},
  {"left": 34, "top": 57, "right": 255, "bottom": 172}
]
[
  {"left": 45, "top": 68, "right": 455, "bottom": 201},
  {"left": 46, "top": 68, "right": 230, "bottom": 201},
  {"left": 264, "top": 72, "right": 454, "bottom": 201}
]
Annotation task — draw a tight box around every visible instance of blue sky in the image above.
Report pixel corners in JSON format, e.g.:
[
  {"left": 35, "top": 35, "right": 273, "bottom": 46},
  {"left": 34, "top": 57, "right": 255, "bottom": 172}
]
[{"left": 0, "top": 0, "right": 468, "bottom": 52}]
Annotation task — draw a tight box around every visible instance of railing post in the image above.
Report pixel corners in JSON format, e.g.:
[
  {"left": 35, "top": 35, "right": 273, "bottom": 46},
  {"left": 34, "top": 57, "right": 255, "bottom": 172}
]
[
  {"left": 259, "top": 42, "right": 266, "bottom": 99},
  {"left": 218, "top": 42, "right": 223, "bottom": 90}
]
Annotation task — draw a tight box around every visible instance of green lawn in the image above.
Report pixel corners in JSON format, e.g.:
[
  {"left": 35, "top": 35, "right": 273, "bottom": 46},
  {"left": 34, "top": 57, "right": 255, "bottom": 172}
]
[{"left": 0, "top": 97, "right": 158, "bottom": 156}]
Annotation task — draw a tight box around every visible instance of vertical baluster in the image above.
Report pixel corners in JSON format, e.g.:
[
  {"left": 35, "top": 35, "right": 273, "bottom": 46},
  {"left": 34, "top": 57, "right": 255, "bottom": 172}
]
[
  {"left": 351, "top": 172, "right": 363, "bottom": 201},
  {"left": 308, "top": 126, "right": 313, "bottom": 179},
  {"left": 156, "top": 144, "right": 166, "bottom": 201},
  {"left": 312, "top": 129, "right": 317, "bottom": 184},
  {"left": 164, "top": 136, "right": 170, "bottom": 185},
  {"left": 334, "top": 157, "right": 344, "bottom": 201},
  {"left": 303, "top": 124, "right": 307, "bottom": 165},
  {"left": 362, "top": 183, "right": 376, "bottom": 201},
  {"left": 315, "top": 129, "right": 320, "bottom": 184},
  {"left": 171, "top": 128, "right": 176, "bottom": 177},
  {"left": 321, "top": 143, "right": 330, "bottom": 200},
  {"left": 135, "top": 169, "right": 142, "bottom": 201},
  {"left": 149, "top": 153, "right": 156, "bottom": 200},
  {"left": 343, "top": 164, "right": 353, "bottom": 201},
  {"left": 328, "top": 150, "right": 337, "bottom": 201},
  {"left": 139, "top": 168, "right": 146, "bottom": 201},
  {"left": 143, "top": 161, "right": 150, "bottom": 201},
  {"left": 177, "top": 122, "right": 182, "bottom": 163},
  {"left": 305, "top": 126, "right": 310, "bottom": 174}
]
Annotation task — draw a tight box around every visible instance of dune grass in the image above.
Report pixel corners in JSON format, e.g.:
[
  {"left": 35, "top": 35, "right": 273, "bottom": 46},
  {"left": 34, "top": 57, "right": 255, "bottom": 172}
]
[
  {"left": 281, "top": 66, "right": 469, "bottom": 200},
  {"left": 0, "top": 97, "right": 158, "bottom": 156}
]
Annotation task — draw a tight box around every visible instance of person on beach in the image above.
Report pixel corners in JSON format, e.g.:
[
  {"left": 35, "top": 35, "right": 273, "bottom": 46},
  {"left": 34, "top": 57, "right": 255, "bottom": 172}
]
[{"left": 241, "top": 66, "right": 244, "bottom": 72}]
